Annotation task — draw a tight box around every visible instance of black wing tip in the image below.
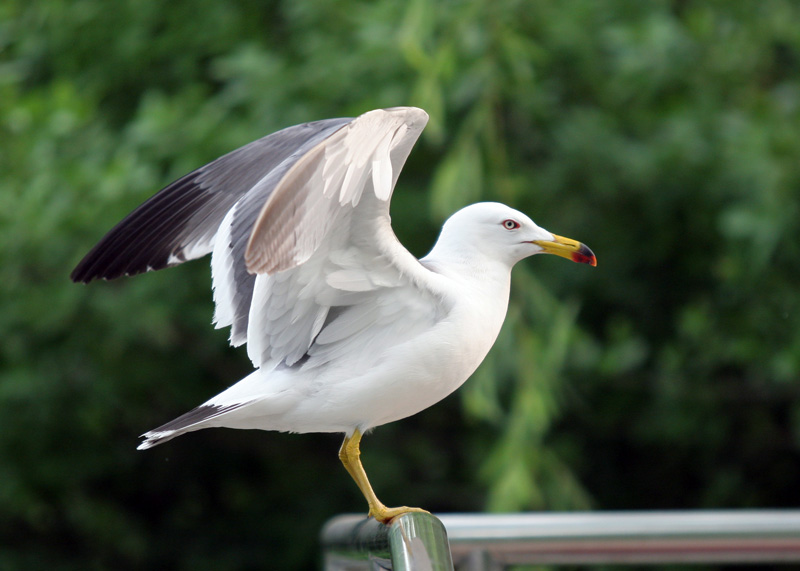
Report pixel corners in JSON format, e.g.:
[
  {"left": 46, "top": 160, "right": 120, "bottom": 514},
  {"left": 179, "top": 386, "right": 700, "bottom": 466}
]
[
  {"left": 69, "top": 266, "right": 124, "bottom": 284},
  {"left": 70, "top": 260, "right": 102, "bottom": 283},
  {"left": 69, "top": 254, "right": 138, "bottom": 283},
  {"left": 70, "top": 259, "right": 103, "bottom": 284},
  {"left": 68, "top": 168, "right": 213, "bottom": 285},
  {"left": 70, "top": 265, "right": 166, "bottom": 284}
]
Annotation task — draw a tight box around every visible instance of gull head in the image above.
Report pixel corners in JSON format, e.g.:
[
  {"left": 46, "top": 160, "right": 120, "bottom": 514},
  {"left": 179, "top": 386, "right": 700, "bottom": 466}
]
[{"left": 428, "top": 202, "right": 597, "bottom": 269}]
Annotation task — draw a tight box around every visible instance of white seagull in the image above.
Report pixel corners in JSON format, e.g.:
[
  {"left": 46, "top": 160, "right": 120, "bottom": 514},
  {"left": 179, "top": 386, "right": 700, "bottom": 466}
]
[{"left": 72, "top": 107, "right": 596, "bottom": 523}]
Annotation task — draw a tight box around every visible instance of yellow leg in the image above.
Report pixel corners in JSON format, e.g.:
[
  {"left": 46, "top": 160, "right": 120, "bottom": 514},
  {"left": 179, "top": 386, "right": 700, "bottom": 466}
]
[{"left": 338, "top": 429, "right": 429, "bottom": 524}]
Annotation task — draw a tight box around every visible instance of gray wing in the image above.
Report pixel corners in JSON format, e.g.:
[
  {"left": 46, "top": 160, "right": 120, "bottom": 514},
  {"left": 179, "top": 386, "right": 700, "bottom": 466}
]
[{"left": 70, "top": 117, "right": 351, "bottom": 283}]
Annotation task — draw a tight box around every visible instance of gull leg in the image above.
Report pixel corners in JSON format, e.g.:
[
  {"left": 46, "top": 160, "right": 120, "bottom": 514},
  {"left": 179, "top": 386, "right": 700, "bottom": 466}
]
[{"left": 338, "top": 429, "right": 430, "bottom": 524}]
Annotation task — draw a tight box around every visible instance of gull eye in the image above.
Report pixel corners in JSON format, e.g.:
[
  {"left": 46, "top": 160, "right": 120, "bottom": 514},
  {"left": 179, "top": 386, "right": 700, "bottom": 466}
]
[{"left": 502, "top": 219, "right": 520, "bottom": 230}]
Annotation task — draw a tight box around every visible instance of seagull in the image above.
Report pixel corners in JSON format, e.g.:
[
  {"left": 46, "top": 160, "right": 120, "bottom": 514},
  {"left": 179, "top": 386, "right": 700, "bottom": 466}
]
[{"left": 71, "top": 107, "right": 596, "bottom": 523}]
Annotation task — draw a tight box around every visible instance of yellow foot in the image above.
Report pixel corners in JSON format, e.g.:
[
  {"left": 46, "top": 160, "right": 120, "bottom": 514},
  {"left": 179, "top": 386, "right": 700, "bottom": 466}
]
[{"left": 369, "top": 504, "right": 430, "bottom": 525}]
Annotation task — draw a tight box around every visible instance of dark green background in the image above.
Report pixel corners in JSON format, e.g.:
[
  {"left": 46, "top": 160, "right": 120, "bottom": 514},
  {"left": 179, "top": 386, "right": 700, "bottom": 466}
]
[{"left": 3, "top": 0, "right": 800, "bottom": 568}]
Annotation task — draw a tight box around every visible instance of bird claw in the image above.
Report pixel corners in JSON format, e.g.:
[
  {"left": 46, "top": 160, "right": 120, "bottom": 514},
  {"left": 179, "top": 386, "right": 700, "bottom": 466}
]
[{"left": 369, "top": 505, "right": 431, "bottom": 525}]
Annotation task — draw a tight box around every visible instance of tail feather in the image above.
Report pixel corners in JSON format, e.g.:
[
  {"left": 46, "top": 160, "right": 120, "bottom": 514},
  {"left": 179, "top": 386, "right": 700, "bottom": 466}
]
[{"left": 137, "top": 403, "right": 246, "bottom": 450}]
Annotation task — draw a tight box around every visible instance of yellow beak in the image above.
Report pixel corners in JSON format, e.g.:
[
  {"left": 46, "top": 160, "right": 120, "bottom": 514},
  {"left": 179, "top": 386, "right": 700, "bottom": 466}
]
[{"left": 532, "top": 234, "right": 597, "bottom": 266}]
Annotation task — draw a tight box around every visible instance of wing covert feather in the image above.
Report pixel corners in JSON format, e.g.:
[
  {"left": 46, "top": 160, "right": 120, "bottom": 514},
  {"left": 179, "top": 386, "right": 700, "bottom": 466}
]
[{"left": 245, "top": 107, "right": 428, "bottom": 275}]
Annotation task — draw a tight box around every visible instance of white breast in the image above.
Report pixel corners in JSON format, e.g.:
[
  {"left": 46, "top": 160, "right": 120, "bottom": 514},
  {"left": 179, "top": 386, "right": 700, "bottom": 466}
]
[{"left": 276, "top": 269, "right": 513, "bottom": 432}]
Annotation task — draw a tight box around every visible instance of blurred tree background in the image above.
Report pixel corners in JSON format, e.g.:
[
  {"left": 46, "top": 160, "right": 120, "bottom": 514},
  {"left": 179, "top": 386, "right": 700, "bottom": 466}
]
[{"left": 2, "top": 0, "right": 800, "bottom": 568}]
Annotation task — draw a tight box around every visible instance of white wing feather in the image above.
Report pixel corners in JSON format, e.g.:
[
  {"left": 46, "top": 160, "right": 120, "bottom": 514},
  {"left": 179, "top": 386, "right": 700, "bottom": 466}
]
[
  {"left": 208, "top": 107, "right": 439, "bottom": 370},
  {"left": 211, "top": 205, "right": 239, "bottom": 337}
]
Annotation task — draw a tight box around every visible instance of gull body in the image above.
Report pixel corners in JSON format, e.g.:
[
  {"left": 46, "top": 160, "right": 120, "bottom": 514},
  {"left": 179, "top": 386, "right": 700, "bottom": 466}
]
[
  {"left": 71, "top": 107, "right": 595, "bottom": 521},
  {"left": 173, "top": 201, "right": 539, "bottom": 437}
]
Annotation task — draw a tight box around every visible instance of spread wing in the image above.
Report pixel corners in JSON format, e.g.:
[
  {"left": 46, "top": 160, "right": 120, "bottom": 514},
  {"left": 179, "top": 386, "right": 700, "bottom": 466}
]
[
  {"left": 72, "top": 107, "right": 441, "bottom": 367},
  {"left": 70, "top": 116, "right": 352, "bottom": 282}
]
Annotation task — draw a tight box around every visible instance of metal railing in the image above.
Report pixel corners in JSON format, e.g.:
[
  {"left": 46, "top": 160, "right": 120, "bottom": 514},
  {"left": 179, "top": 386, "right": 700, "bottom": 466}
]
[{"left": 321, "top": 510, "right": 800, "bottom": 570}]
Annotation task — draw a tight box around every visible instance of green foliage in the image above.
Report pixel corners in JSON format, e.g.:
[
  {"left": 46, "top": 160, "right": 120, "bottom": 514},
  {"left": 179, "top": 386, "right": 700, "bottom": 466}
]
[{"left": 3, "top": 0, "right": 800, "bottom": 568}]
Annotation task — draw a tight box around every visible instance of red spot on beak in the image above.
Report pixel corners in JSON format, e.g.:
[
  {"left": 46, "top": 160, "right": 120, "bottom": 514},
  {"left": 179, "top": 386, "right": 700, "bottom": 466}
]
[{"left": 572, "top": 244, "right": 597, "bottom": 266}]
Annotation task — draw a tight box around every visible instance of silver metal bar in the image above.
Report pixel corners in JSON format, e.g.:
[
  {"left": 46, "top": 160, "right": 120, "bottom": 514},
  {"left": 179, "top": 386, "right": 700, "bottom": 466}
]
[
  {"left": 439, "top": 511, "right": 800, "bottom": 567},
  {"left": 322, "top": 511, "right": 800, "bottom": 570}
]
